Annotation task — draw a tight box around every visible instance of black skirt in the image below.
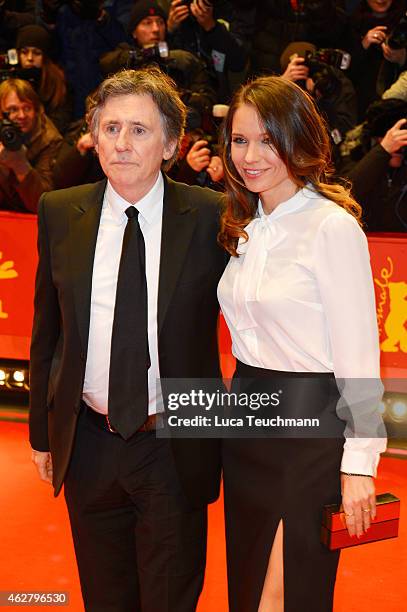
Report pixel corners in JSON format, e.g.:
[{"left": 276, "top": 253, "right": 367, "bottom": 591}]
[{"left": 222, "top": 360, "right": 345, "bottom": 612}]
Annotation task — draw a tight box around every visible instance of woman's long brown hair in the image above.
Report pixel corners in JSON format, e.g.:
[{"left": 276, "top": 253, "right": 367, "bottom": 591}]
[
  {"left": 39, "top": 55, "right": 67, "bottom": 111},
  {"left": 218, "top": 76, "right": 362, "bottom": 257}
]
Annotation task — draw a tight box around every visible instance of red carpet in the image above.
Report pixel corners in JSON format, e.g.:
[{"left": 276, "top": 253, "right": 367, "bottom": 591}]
[{"left": 0, "top": 421, "right": 406, "bottom": 611}]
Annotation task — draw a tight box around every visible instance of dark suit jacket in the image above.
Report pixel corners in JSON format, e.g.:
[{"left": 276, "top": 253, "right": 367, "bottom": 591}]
[{"left": 29, "top": 174, "right": 226, "bottom": 507}]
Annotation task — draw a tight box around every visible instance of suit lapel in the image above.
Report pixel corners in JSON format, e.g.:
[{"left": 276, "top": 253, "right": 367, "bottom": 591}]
[
  {"left": 158, "top": 176, "right": 198, "bottom": 335},
  {"left": 69, "top": 179, "right": 106, "bottom": 353}
]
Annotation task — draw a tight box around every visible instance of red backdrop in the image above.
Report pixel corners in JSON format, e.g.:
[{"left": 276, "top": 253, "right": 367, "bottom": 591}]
[
  {"left": 0, "top": 211, "right": 37, "bottom": 360},
  {"left": 0, "top": 212, "right": 406, "bottom": 382}
]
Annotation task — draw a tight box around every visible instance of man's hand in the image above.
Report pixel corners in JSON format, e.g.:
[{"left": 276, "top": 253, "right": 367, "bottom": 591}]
[
  {"left": 281, "top": 55, "right": 309, "bottom": 83},
  {"left": 362, "top": 26, "right": 387, "bottom": 50},
  {"left": 341, "top": 473, "right": 376, "bottom": 537},
  {"left": 167, "top": 0, "right": 190, "bottom": 34},
  {"left": 190, "top": 0, "right": 215, "bottom": 32},
  {"left": 186, "top": 139, "right": 211, "bottom": 172},
  {"left": 382, "top": 43, "right": 406, "bottom": 67},
  {"left": 0, "top": 143, "right": 31, "bottom": 181},
  {"left": 32, "top": 450, "right": 53, "bottom": 485},
  {"left": 380, "top": 118, "right": 407, "bottom": 154}
]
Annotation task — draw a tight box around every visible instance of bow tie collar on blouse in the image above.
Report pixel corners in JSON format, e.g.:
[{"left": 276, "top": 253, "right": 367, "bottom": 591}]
[{"left": 234, "top": 187, "right": 313, "bottom": 331}]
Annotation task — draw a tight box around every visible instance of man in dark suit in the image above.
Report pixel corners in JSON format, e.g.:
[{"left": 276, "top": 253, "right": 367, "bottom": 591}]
[{"left": 29, "top": 66, "right": 225, "bottom": 612}]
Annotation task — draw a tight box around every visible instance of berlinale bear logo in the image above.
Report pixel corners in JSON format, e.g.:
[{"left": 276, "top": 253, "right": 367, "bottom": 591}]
[
  {"left": 0, "top": 251, "right": 18, "bottom": 319},
  {"left": 375, "top": 256, "right": 407, "bottom": 354}
]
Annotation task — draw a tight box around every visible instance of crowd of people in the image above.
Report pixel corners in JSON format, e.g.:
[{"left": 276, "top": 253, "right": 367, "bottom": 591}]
[{"left": 0, "top": 0, "right": 407, "bottom": 231}]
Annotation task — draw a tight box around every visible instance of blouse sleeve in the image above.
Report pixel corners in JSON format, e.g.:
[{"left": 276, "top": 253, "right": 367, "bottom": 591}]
[{"left": 313, "top": 211, "right": 387, "bottom": 476}]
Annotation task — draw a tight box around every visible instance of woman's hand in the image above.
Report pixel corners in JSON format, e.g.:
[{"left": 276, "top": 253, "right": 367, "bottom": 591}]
[
  {"left": 76, "top": 132, "right": 95, "bottom": 156},
  {"left": 362, "top": 26, "right": 387, "bottom": 50},
  {"left": 341, "top": 473, "right": 376, "bottom": 537},
  {"left": 207, "top": 155, "right": 224, "bottom": 182}
]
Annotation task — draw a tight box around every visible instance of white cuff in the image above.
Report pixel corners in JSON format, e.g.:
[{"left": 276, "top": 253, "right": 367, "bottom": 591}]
[{"left": 341, "top": 449, "right": 382, "bottom": 477}]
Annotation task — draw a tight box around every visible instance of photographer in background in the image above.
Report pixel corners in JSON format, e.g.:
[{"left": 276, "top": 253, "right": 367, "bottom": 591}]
[
  {"left": 249, "top": 0, "right": 348, "bottom": 77},
  {"left": 0, "top": 78, "right": 62, "bottom": 213},
  {"left": 16, "top": 25, "right": 73, "bottom": 134},
  {"left": 166, "top": 0, "right": 254, "bottom": 102},
  {"left": 347, "top": 0, "right": 407, "bottom": 120},
  {"left": 280, "top": 42, "right": 358, "bottom": 166},
  {"left": 100, "top": 0, "right": 217, "bottom": 130},
  {"left": 340, "top": 98, "right": 407, "bottom": 231}
]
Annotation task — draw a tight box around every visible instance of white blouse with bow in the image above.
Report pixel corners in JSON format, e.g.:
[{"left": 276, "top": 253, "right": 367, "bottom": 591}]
[{"left": 217, "top": 186, "right": 386, "bottom": 475}]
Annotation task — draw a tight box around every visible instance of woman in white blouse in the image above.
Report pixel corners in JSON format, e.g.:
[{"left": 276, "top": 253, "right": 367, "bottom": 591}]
[{"left": 217, "top": 76, "right": 386, "bottom": 612}]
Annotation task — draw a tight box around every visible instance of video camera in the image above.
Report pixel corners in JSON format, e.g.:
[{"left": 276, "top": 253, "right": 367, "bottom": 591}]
[
  {"left": 0, "top": 115, "right": 25, "bottom": 151},
  {"left": 387, "top": 12, "right": 407, "bottom": 50},
  {"left": 304, "top": 48, "right": 351, "bottom": 97},
  {"left": 128, "top": 42, "right": 169, "bottom": 68}
]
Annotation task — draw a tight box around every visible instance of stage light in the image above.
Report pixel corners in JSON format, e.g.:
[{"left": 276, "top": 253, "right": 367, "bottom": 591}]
[
  {"left": 12, "top": 370, "right": 25, "bottom": 383},
  {"left": 391, "top": 401, "right": 407, "bottom": 421}
]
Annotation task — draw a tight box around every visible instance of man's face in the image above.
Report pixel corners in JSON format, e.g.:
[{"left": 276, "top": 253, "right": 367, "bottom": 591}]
[
  {"left": 94, "top": 93, "right": 176, "bottom": 202},
  {"left": 133, "top": 16, "right": 166, "bottom": 47},
  {"left": 1, "top": 90, "right": 36, "bottom": 133}
]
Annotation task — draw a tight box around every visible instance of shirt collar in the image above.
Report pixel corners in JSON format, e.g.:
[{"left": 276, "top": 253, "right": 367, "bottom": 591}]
[
  {"left": 105, "top": 172, "right": 164, "bottom": 225},
  {"left": 257, "top": 184, "right": 317, "bottom": 222}
]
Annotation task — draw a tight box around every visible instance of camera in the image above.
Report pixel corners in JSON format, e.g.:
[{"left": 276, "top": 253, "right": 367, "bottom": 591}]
[
  {"left": 304, "top": 48, "right": 351, "bottom": 97},
  {"left": 0, "top": 66, "right": 42, "bottom": 87},
  {"left": 0, "top": 115, "right": 25, "bottom": 151},
  {"left": 304, "top": 48, "right": 350, "bottom": 72},
  {"left": 387, "top": 13, "right": 407, "bottom": 50},
  {"left": 128, "top": 42, "right": 169, "bottom": 67}
]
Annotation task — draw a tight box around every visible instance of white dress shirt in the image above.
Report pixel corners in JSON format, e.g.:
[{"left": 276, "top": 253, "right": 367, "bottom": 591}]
[
  {"left": 217, "top": 186, "right": 387, "bottom": 475},
  {"left": 83, "top": 173, "right": 163, "bottom": 415}
]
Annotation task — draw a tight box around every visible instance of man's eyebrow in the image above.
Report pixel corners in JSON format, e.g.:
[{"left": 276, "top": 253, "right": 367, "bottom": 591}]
[{"left": 101, "top": 118, "right": 149, "bottom": 128}]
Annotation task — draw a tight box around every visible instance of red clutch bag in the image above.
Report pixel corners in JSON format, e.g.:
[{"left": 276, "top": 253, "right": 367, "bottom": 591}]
[{"left": 321, "top": 492, "right": 400, "bottom": 550}]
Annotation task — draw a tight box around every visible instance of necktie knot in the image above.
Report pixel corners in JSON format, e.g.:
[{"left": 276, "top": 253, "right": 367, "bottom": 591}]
[{"left": 125, "top": 206, "right": 139, "bottom": 220}]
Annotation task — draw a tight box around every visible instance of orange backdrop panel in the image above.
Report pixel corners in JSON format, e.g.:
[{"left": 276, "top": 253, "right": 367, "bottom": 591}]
[{"left": 0, "top": 211, "right": 37, "bottom": 360}]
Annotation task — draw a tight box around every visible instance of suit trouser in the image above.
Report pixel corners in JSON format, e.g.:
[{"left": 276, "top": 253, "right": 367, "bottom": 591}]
[{"left": 64, "top": 407, "right": 207, "bottom": 612}]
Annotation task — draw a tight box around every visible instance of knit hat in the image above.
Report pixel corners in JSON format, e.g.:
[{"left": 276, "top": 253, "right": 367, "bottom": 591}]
[
  {"left": 16, "top": 25, "right": 52, "bottom": 56},
  {"left": 128, "top": 1, "right": 167, "bottom": 34}
]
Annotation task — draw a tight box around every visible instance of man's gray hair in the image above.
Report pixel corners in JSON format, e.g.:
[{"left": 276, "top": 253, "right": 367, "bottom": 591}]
[{"left": 87, "top": 67, "right": 187, "bottom": 170}]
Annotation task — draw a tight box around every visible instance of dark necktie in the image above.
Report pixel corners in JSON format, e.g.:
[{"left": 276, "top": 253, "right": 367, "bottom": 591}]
[{"left": 108, "top": 206, "right": 150, "bottom": 438}]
